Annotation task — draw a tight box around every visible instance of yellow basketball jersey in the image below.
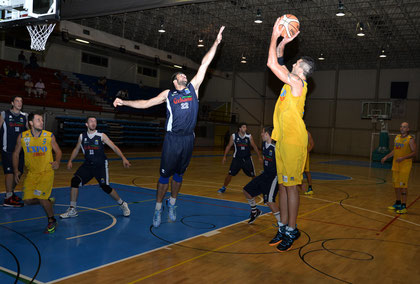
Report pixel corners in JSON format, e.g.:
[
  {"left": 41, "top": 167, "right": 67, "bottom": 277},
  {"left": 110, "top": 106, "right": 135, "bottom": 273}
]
[
  {"left": 272, "top": 81, "right": 308, "bottom": 146},
  {"left": 392, "top": 134, "right": 413, "bottom": 170},
  {"left": 21, "top": 130, "right": 54, "bottom": 173}
]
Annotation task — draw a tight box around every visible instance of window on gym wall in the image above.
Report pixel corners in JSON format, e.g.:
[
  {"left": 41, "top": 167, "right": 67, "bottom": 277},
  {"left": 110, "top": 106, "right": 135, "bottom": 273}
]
[
  {"left": 137, "top": 65, "right": 158, "bottom": 78},
  {"left": 82, "top": 52, "right": 108, "bottom": 67}
]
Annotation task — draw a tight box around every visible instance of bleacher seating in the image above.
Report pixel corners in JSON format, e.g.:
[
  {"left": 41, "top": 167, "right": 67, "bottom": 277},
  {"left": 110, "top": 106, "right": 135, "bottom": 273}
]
[
  {"left": 0, "top": 59, "right": 102, "bottom": 111},
  {"left": 0, "top": 58, "right": 166, "bottom": 117},
  {"left": 74, "top": 72, "right": 166, "bottom": 117},
  {"left": 56, "top": 116, "right": 164, "bottom": 146}
]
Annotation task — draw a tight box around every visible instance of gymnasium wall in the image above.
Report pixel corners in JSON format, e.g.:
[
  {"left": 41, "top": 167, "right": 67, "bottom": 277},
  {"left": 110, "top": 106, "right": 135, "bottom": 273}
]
[
  {"left": 202, "top": 67, "right": 420, "bottom": 158},
  {"left": 1, "top": 40, "right": 419, "bottom": 158}
]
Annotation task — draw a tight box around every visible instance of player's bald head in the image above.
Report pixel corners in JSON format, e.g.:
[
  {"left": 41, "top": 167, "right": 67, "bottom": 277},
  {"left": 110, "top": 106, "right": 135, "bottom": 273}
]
[{"left": 401, "top": 122, "right": 409, "bottom": 128}]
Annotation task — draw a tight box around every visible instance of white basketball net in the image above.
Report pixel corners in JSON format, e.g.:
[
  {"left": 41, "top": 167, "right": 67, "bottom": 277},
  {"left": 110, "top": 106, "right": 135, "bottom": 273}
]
[{"left": 26, "top": 23, "right": 56, "bottom": 51}]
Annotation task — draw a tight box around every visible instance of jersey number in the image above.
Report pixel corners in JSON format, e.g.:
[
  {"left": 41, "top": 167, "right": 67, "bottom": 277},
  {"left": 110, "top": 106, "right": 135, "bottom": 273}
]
[
  {"left": 181, "top": 102, "right": 189, "bottom": 110},
  {"left": 89, "top": 150, "right": 94, "bottom": 155}
]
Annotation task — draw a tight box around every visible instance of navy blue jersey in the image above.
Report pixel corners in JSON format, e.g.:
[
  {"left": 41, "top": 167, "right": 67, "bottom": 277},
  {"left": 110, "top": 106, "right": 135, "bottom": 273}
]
[
  {"left": 165, "top": 83, "right": 198, "bottom": 135},
  {"left": 80, "top": 131, "right": 107, "bottom": 165},
  {"left": 262, "top": 142, "right": 276, "bottom": 176},
  {"left": 233, "top": 132, "right": 252, "bottom": 158},
  {"left": 1, "top": 110, "right": 27, "bottom": 152}
]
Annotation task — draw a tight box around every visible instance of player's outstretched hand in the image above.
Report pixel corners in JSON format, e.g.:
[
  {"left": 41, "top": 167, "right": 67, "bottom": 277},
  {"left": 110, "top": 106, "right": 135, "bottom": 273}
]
[
  {"left": 280, "top": 30, "right": 300, "bottom": 45},
  {"left": 123, "top": 158, "right": 131, "bottom": 168},
  {"left": 14, "top": 172, "right": 21, "bottom": 184},
  {"left": 50, "top": 161, "right": 60, "bottom": 170},
  {"left": 113, "top": 98, "right": 124, "bottom": 107},
  {"left": 216, "top": 26, "right": 225, "bottom": 44},
  {"left": 67, "top": 161, "right": 73, "bottom": 170}
]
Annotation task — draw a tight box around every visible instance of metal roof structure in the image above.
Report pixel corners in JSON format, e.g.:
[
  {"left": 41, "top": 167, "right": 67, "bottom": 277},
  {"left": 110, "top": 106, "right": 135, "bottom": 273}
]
[{"left": 61, "top": 0, "right": 420, "bottom": 71}]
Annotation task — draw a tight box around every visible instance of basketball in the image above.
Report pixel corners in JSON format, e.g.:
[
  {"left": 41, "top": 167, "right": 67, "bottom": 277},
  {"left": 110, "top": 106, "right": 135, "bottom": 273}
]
[{"left": 278, "top": 14, "right": 300, "bottom": 38}]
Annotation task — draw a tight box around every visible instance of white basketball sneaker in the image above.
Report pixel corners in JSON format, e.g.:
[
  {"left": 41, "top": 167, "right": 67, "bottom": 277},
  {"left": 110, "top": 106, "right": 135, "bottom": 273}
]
[
  {"left": 60, "top": 207, "right": 78, "bottom": 218},
  {"left": 120, "top": 202, "right": 130, "bottom": 217}
]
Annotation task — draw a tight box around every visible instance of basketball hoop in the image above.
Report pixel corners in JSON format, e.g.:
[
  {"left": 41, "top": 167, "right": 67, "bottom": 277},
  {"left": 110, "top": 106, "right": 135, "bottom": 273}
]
[{"left": 26, "top": 23, "right": 56, "bottom": 51}]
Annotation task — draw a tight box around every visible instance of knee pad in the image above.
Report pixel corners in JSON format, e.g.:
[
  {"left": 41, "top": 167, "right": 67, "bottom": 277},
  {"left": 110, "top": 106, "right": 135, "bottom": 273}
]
[
  {"left": 71, "top": 176, "right": 82, "bottom": 188},
  {"left": 173, "top": 173, "right": 183, "bottom": 183},
  {"left": 100, "top": 184, "right": 113, "bottom": 194},
  {"left": 158, "top": 176, "right": 169, "bottom": 184}
]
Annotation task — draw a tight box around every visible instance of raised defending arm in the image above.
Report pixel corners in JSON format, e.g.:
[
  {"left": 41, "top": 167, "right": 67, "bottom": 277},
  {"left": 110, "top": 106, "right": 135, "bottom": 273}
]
[{"left": 190, "top": 26, "right": 225, "bottom": 95}]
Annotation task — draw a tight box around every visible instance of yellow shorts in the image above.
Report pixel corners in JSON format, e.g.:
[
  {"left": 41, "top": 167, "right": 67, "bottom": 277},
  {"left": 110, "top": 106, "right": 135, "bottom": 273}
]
[
  {"left": 392, "top": 170, "right": 410, "bottom": 188},
  {"left": 23, "top": 171, "right": 54, "bottom": 200},
  {"left": 275, "top": 142, "right": 307, "bottom": 186},
  {"left": 304, "top": 153, "right": 310, "bottom": 172}
]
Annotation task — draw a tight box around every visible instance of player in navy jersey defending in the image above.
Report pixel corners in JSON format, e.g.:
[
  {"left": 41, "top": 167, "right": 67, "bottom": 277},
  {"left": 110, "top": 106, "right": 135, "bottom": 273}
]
[
  {"left": 1, "top": 96, "right": 28, "bottom": 207},
  {"left": 218, "top": 122, "right": 262, "bottom": 193},
  {"left": 243, "top": 126, "right": 280, "bottom": 225},
  {"left": 60, "top": 116, "right": 131, "bottom": 218},
  {"left": 113, "top": 26, "right": 225, "bottom": 227}
]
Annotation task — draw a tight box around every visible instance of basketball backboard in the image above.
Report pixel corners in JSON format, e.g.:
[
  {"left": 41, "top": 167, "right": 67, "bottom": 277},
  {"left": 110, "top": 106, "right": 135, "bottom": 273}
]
[
  {"left": 0, "top": 0, "right": 59, "bottom": 27},
  {"left": 361, "top": 101, "right": 392, "bottom": 120}
]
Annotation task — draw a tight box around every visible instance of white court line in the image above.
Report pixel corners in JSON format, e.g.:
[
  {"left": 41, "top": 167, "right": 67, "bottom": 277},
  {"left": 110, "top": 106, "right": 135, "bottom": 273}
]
[
  {"left": 55, "top": 204, "right": 117, "bottom": 240},
  {"left": 302, "top": 195, "right": 420, "bottom": 227},
  {"left": 202, "top": 230, "right": 221, "bottom": 237},
  {"left": 49, "top": 212, "right": 271, "bottom": 284},
  {"left": 0, "top": 266, "right": 44, "bottom": 284}
]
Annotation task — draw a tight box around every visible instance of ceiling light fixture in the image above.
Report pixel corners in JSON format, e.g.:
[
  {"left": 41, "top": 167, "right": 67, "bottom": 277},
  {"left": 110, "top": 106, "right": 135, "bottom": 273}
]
[
  {"left": 254, "top": 9, "right": 263, "bottom": 24},
  {"left": 379, "top": 49, "right": 387, "bottom": 58},
  {"left": 336, "top": 0, "right": 345, "bottom": 17},
  {"left": 357, "top": 22, "right": 365, "bottom": 37},
  {"left": 197, "top": 37, "right": 204, "bottom": 47},
  {"left": 318, "top": 53, "right": 325, "bottom": 61},
  {"left": 240, "top": 55, "right": 247, "bottom": 64},
  {"left": 158, "top": 20, "right": 165, "bottom": 33},
  {"left": 75, "top": 38, "right": 90, "bottom": 44},
  {"left": 174, "top": 64, "right": 183, "bottom": 69}
]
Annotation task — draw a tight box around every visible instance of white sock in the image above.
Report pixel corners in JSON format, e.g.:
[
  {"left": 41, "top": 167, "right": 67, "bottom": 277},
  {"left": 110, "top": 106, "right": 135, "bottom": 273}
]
[
  {"left": 273, "top": 211, "right": 281, "bottom": 222},
  {"left": 116, "top": 198, "right": 123, "bottom": 205},
  {"left": 70, "top": 201, "right": 77, "bottom": 208},
  {"left": 155, "top": 202, "right": 162, "bottom": 210},
  {"left": 169, "top": 197, "right": 176, "bottom": 206},
  {"left": 286, "top": 225, "right": 295, "bottom": 232},
  {"left": 278, "top": 221, "right": 286, "bottom": 228},
  {"left": 247, "top": 198, "right": 256, "bottom": 207},
  {"left": 6, "top": 192, "right": 13, "bottom": 198}
]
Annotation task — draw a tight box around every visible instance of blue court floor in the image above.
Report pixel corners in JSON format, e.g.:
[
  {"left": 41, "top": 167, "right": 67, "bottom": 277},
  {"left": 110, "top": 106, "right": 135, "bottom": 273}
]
[{"left": 0, "top": 184, "right": 271, "bottom": 283}]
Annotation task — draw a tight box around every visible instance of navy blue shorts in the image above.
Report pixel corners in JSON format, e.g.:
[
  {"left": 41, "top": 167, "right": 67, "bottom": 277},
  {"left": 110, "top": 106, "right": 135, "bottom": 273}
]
[
  {"left": 244, "top": 174, "right": 279, "bottom": 203},
  {"left": 229, "top": 156, "right": 255, "bottom": 177},
  {"left": 160, "top": 132, "right": 194, "bottom": 178},
  {"left": 2, "top": 151, "right": 24, "bottom": 174},
  {"left": 74, "top": 160, "right": 109, "bottom": 186}
]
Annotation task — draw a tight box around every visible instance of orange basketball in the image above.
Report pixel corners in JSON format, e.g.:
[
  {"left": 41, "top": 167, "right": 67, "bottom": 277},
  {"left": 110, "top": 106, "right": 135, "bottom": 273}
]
[{"left": 278, "top": 14, "right": 300, "bottom": 38}]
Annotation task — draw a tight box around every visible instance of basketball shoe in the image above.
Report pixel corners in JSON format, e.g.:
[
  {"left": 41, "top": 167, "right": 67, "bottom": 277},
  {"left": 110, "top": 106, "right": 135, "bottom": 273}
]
[
  {"left": 277, "top": 228, "right": 301, "bottom": 252},
  {"left": 166, "top": 199, "right": 177, "bottom": 222},
  {"left": 269, "top": 224, "right": 287, "bottom": 246},
  {"left": 387, "top": 203, "right": 402, "bottom": 210},
  {"left": 218, "top": 186, "right": 226, "bottom": 193},
  {"left": 396, "top": 205, "right": 407, "bottom": 214},
  {"left": 153, "top": 208, "right": 162, "bottom": 227},
  {"left": 60, "top": 207, "right": 78, "bottom": 218},
  {"left": 120, "top": 202, "right": 130, "bottom": 217},
  {"left": 3, "top": 195, "right": 24, "bottom": 207},
  {"left": 45, "top": 219, "right": 57, "bottom": 234},
  {"left": 248, "top": 208, "right": 262, "bottom": 224}
]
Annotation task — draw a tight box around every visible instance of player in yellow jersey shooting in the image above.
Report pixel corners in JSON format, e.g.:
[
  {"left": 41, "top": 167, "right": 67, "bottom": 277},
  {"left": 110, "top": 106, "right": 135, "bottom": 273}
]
[{"left": 267, "top": 18, "right": 315, "bottom": 251}]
